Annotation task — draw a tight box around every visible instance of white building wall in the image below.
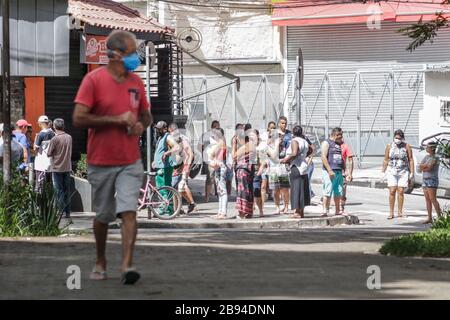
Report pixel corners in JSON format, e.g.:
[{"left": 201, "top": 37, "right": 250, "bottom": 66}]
[{"left": 421, "top": 72, "right": 450, "bottom": 142}]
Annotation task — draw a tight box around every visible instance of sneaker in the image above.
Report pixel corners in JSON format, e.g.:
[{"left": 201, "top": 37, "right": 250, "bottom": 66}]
[{"left": 187, "top": 203, "right": 198, "bottom": 214}]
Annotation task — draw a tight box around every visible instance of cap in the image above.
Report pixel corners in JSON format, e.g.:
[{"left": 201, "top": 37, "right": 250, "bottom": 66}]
[
  {"left": 38, "top": 115, "right": 49, "bottom": 123},
  {"left": 16, "top": 119, "right": 30, "bottom": 127},
  {"left": 155, "top": 121, "right": 168, "bottom": 129}
]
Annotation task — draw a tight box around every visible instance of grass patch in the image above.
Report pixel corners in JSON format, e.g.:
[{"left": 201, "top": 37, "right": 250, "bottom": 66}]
[{"left": 380, "top": 229, "right": 450, "bottom": 258}]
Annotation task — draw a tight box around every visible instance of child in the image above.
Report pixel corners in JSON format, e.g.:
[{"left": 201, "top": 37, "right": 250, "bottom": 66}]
[{"left": 418, "top": 142, "right": 442, "bottom": 224}]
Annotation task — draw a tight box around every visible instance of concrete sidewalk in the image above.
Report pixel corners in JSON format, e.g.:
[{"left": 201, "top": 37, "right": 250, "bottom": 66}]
[{"left": 67, "top": 205, "right": 359, "bottom": 232}]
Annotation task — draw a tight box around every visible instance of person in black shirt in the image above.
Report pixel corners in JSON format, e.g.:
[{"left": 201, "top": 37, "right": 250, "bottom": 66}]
[{"left": 34, "top": 115, "right": 55, "bottom": 193}]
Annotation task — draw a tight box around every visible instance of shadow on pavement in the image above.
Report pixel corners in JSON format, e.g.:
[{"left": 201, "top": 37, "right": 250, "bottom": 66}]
[{"left": 1, "top": 226, "right": 449, "bottom": 299}]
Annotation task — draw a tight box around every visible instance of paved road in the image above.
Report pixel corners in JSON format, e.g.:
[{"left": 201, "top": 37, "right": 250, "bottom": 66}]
[{"left": 0, "top": 185, "right": 449, "bottom": 299}]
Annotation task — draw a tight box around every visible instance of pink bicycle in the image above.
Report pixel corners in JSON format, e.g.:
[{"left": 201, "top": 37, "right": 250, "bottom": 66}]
[{"left": 138, "top": 172, "right": 182, "bottom": 220}]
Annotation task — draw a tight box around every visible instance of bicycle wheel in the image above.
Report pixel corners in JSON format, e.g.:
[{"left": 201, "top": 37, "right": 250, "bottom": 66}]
[{"left": 149, "top": 186, "right": 182, "bottom": 220}]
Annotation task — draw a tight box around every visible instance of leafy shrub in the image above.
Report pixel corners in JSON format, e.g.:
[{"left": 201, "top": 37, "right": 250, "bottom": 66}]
[
  {"left": 0, "top": 171, "right": 63, "bottom": 237},
  {"left": 431, "top": 209, "right": 450, "bottom": 230},
  {"left": 74, "top": 154, "right": 88, "bottom": 179},
  {"left": 379, "top": 229, "right": 450, "bottom": 257}
]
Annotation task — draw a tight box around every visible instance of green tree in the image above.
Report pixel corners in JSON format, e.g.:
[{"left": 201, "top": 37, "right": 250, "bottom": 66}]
[{"left": 398, "top": 8, "right": 449, "bottom": 52}]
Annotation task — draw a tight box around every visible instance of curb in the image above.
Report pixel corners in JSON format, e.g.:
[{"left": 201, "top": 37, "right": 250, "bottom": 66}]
[{"left": 110, "top": 215, "right": 360, "bottom": 230}]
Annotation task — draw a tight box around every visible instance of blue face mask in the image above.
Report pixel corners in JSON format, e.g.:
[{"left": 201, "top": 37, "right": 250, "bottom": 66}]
[{"left": 122, "top": 52, "right": 141, "bottom": 72}]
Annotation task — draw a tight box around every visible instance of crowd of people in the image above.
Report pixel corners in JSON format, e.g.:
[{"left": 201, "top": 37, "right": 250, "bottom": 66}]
[
  {"left": 158, "top": 120, "right": 442, "bottom": 225},
  {"left": 0, "top": 116, "right": 73, "bottom": 219},
  {"left": 135, "top": 115, "right": 352, "bottom": 220}
]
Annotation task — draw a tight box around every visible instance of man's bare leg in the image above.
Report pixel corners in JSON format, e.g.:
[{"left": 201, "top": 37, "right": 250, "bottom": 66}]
[
  {"left": 255, "top": 197, "right": 263, "bottom": 216},
  {"left": 274, "top": 188, "right": 281, "bottom": 214},
  {"left": 322, "top": 196, "right": 331, "bottom": 216},
  {"left": 334, "top": 196, "right": 341, "bottom": 215},
  {"left": 93, "top": 219, "right": 108, "bottom": 272},
  {"left": 281, "top": 188, "right": 290, "bottom": 213},
  {"left": 205, "top": 179, "right": 212, "bottom": 202},
  {"left": 120, "top": 212, "right": 138, "bottom": 272}
]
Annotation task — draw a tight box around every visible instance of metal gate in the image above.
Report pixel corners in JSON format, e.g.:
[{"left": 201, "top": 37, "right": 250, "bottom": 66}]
[{"left": 300, "top": 69, "right": 424, "bottom": 162}]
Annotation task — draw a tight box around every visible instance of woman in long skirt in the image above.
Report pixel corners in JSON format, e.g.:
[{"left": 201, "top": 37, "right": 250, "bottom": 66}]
[
  {"left": 234, "top": 128, "right": 257, "bottom": 219},
  {"left": 281, "top": 125, "right": 311, "bottom": 218}
]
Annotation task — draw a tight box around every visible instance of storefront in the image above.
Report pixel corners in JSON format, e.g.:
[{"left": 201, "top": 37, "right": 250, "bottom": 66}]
[{"left": 273, "top": 0, "right": 450, "bottom": 157}]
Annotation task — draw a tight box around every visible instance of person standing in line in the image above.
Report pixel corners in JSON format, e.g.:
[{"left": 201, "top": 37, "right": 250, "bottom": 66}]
[
  {"left": 254, "top": 130, "right": 268, "bottom": 217},
  {"left": 13, "top": 119, "right": 30, "bottom": 167},
  {"left": 73, "top": 30, "right": 152, "bottom": 284},
  {"left": 340, "top": 140, "right": 354, "bottom": 213},
  {"left": 47, "top": 118, "right": 73, "bottom": 219},
  {"left": 154, "top": 121, "right": 181, "bottom": 192},
  {"left": 234, "top": 128, "right": 257, "bottom": 219},
  {"left": 208, "top": 128, "right": 229, "bottom": 219},
  {"left": 34, "top": 115, "right": 55, "bottom": 192},
  {"left": 260, "top": 122, "right": 276, "bottom": 202},
  {"left": 321, "top": 127, "right": 345, "bottom": 217},
  {"left": 0, "top": 127, "right": 26, "bottom": 170},
  {"left": 302, "top": 132, "right": 316, "bottom": 201},
  {"left": 382, "top": 129, "right": 414, "bottom": 219},
  {"left": 231, "top": 123, "right": 245, "bottom": 196},
  {"left": 198, "top": 120, "right": 220, "bottom": 202},
  {"left": 269, "top": 116, "right": 291, "bottom": 214},
  {"left": 418, "top": 142, "right": 442, "bottom": 224},
  {"left": 281, "top": 125, "right": 311, "bottom": 218},
  {"left": 168, "top": 123, "right": 198, "bottom": 214}
]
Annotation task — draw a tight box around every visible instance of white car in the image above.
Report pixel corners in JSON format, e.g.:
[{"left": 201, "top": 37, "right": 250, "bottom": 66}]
[{"left": 408, "top": 132, "right": 450, "bottom": 194}]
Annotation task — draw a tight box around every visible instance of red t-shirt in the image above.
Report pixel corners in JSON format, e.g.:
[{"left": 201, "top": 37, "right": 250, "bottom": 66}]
[
  {"left": 74, "top": 67, "right": 150, "bottom": 166},
  {"left": 341, "top": 143, "right": 353, "bottom": 168}
]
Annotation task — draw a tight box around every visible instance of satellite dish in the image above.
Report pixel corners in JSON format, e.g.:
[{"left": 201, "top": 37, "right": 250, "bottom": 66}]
[{"left": 176, "top": 28, "right": 203, "bottom": 53}]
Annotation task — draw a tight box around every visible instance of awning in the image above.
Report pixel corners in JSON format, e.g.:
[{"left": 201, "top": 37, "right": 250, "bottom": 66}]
[
  {"left": 272, "top": 0, "right": 450, "bottom": 27},
  {"left": 69, "top": 0, "right": 174, "bottom": 34}
]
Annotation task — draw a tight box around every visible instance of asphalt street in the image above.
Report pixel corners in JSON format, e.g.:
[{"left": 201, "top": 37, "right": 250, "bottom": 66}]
[{"left": 0, "top": 185, "right": 449, "bottom": 299}]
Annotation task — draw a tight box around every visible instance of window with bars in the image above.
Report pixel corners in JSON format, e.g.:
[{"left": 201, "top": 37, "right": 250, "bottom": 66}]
[{"left": 441, "top": 100, "right": 450, "bottom": 123}]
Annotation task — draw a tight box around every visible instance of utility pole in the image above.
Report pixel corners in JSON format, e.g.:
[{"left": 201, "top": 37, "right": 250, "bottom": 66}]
[{"left": 1, "top": 0, "right": 12, "bottom": 184}]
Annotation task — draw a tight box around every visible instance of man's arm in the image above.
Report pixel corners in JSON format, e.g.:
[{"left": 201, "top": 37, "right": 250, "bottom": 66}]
[
  {"left": 347, "top": 156, "right": 354, "bottom": 181},
  {"left": 281, "top": 139, "right": 298, "bottom": 163},
  {"left": 72, "top": 104, "right": 137, "bottom": 129},
  {"left": 321, "top": 141, "right": 333, "bottom": 176},
  {"left": 162, "top": 135, "right": 182, "bottom": 160},
  {"left": 420, "top": 158, "right": 438, "bottom": 172},
  {"left": 128, "top": 109, "right": 152, "bottom": 136},
  {"left": 34, "top": 133, "right": 43, "bottom": 152}
]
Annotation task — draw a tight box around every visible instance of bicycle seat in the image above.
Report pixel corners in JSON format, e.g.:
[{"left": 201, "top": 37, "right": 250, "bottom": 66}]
[{"left": 145, "top": 171, "right": 157, "bottom": 177}]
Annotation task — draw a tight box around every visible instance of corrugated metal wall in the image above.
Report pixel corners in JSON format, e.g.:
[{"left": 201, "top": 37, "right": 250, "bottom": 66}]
[
  {"left": 0, "top": 0, "right": 69, "bottom": 76},
  {"left": 45, "top": 31, "right": 87, "bottom": 162},
  {"left": 287, "top": 22, "right": 450, "bottom": 155}
]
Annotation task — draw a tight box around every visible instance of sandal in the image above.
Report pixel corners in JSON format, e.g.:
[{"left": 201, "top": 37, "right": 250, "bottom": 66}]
[
  {"left": 320, "top": 213, "right": 328, "bottom": 217},
  {"left": 290, "top": 214, "right": 303, "bottom": 219},
  {"left": 214, "top": 214, "right": 226, "bottom": 220},
  {"left": 90, "top": 268, "right": 107, "bottom": 281},
  {"left": 387, "top": 216, "right": 394, "bottom": 220},
  {"left": 121, "top": 268, "right": 140, "bottom": 285}
]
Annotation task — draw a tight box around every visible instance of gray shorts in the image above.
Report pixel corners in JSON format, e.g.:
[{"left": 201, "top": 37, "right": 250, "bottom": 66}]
[{"left": 88, "top": 160, "right": 144, "bottom": 224}]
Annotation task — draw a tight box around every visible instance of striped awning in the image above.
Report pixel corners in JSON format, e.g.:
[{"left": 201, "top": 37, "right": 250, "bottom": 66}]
[
  {"left": 69, "top": 0, "right": 174, "bottom": 34},
  {"left": 272, "top": 0, "right": 450, "bottom": 26}
]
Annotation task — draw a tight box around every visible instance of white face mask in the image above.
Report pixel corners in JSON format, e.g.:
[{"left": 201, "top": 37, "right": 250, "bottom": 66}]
[{"left": 394, "top": 138, "right": 403, "bottom": 145}]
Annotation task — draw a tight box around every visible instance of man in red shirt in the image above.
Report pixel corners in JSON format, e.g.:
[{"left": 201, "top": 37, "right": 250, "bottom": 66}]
[{"left": 73, "top": 30, "right": 152, "bottom": 285}]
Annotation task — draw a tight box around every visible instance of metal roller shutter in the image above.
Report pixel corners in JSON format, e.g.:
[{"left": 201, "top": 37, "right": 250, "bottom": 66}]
[{"left": 287, "top": 22, "right": 450, "bottom": 155}]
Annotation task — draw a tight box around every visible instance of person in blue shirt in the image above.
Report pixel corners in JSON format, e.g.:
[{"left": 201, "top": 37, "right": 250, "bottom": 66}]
[{"left": 13, "top": 119, "right": 30, "bottom": 170}]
